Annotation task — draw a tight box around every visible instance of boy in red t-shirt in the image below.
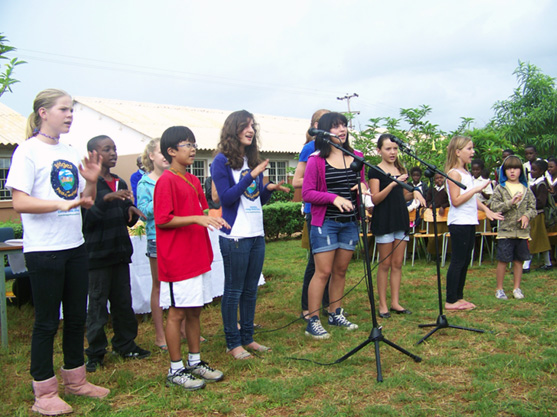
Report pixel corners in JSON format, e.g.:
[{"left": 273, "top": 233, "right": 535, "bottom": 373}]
[{"left": 154, "top": 126, "right": 229, "bottom": 390}]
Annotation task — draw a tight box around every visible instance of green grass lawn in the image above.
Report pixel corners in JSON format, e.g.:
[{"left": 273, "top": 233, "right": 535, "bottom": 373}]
[{"left": 2, "top": 238, "right": 556, "bottom": 416}]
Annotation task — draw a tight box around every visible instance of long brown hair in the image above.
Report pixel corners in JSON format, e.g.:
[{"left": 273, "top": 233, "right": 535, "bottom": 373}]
[
  {"left": 216, "top": 110, "right": 261, "bottom": 170},
  {"left": 26, "top": 88, "right": 71, "bottom": 139}
]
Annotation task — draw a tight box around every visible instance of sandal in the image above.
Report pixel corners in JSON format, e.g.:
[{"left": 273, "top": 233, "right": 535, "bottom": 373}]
[
  {"left": 156, "top": 344, "right": 168, "bottom": 351},
  {"left": 245, "top": 342, "right": 272, "bottom": 353},
  {"left": 226, "top": 347, "right": 252, "bottom": 360}
]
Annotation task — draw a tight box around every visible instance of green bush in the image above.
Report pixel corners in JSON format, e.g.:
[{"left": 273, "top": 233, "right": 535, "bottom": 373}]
[
  {"left": 267, "top": 183, "right": 294, "bottom": 204},
  {"left": 263, "top": 201, "right": 304, "bottom": 240},
  {"left": 0, "top": 220, "right": 22, "bottom": 239}
]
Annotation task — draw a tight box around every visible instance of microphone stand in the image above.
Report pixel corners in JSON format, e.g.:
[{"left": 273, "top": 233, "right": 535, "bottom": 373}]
[
  {"left": 322, "top": 136, "right": 422, "bottom": 382},
  {"left": 392, "top": 140, "right": 486, "bottom": 345}
]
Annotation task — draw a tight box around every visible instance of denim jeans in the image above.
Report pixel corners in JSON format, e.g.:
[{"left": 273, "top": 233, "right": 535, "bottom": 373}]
[
  {"left": 446, "top": 225, "right": 476, "bottom": 303},
  {"left": 25, "top": 244, "right": 89, "bottom": 381},
  {"left": 220, "top": 236, "right": 265, "bottom": 350},
  {"left": 85, "top": 263, "right": 138, "bottom": 359}
]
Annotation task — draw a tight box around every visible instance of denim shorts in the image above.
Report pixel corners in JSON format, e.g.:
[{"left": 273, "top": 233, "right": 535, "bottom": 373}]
[
  {"left": 375, "top": 230, "right": 409, "bottom": 244},
  {"left": 145, "top": 239, "right": 157, "bottom": 258},
  {"left": 311, "top": 219, "right": 359, "bottom": 254}
]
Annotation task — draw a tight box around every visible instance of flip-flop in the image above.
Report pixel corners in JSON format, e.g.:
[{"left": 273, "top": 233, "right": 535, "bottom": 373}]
[
  {"left": 245, "top": 343, "right": 272, "bottom": 353},
  {"left": 446, "top": 303, "right": 474, "bottom": 311},
  {"left": 157, "top": 344, "right": 168, "bottom": 351}
]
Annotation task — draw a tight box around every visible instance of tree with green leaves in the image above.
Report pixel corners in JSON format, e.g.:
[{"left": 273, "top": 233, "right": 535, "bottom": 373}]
[
  {"left": 492, "top": 61, "right": 557, "bottom": 156},
  {"left": 0, "top": 33, "right": 26, "bottom": 98},
  {"left": 351, "top": 105, "right": 449, "bottom": 172}
]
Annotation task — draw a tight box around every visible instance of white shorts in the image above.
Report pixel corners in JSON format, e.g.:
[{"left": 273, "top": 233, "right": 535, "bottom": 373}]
[
  {"left": 375, "top": 230, "right": 410, "bottom": 244},
  {"left": 160, "top": 272, "right": 213, "bottom": 308}
]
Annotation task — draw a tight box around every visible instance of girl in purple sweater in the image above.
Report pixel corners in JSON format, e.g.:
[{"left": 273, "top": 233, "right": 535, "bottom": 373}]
[{"left": 302, "top": 112, "right": 369, "bottom": 339}]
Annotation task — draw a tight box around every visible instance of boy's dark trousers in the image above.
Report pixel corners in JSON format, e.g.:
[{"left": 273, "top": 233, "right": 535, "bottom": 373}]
[{"left": 85, "top": 262, "right": 138, "bottom": 359}]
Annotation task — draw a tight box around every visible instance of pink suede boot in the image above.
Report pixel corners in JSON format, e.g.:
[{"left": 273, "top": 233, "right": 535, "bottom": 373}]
[
  {"left": 61, "top": 365, "right": 110, "bottom": 398},
  {"left": 31, "top": 376, "right": 73, "bottom": 415}
]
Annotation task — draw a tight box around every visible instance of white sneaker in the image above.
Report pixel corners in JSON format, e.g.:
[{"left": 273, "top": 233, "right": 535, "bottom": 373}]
[
  {"left": 512, "top": 288, "right": 525, "bottom": 299},
  {"left": 187, "top": 361, "right": 224, "bottom": 382},
  {"left": 166, "top": 368, "right": 205, "bottom": 391},
  {"left": 495, "top": 289, "right": 508, "bottom": 300}
]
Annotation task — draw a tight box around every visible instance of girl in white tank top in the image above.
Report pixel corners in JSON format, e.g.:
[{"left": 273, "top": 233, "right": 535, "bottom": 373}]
[{"left": 444, "top": 137, "right": 504, "bottom": 311}]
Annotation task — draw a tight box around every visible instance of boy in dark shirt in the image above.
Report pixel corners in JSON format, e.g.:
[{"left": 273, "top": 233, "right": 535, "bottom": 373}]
[{"left": 83, "top": 135, "right": 150, "bottom": 372}]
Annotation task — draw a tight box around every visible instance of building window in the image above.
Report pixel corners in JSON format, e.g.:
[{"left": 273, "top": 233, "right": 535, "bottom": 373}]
[
  {"left": 0, "top": 157, "right": 11, "bottom": 200},
  {"left": 185, "top": 160, "right": 206, "bottom": 184},
  {"left": 268, "top": 161, "right": 287, "bottom": 183}
]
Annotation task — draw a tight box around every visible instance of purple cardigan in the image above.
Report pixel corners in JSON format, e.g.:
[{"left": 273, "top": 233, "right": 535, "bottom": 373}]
[{"left": 302, "top": 150, "right": 366, "bottom": 227}]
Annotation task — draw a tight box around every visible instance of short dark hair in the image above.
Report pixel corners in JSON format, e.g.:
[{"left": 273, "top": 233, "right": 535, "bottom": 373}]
[
  {"left": 410, "top": 166, "right": 422, "bottom": 176},
  {"left": 502, "top": 149, "right": 514, "bottom": 156},
  {"left": 532, "top": 159, "right": 548, "bottom": 173},
  {"left": 160, "top": 126, "right": 196, "bottom": 162},
  {"left": 525, "top": 144, "right": 537, "bottom": 152},
  {"left": 471, "top": 159, "right": 485, "bottom": 169},
  {"left": 87, "top": 135, "right": 111, "bottom": 152}
]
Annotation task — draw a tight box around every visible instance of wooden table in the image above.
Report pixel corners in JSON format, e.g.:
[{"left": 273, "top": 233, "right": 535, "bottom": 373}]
[{"left": 0, "top": 241, "right": 23, "bottom": 348}]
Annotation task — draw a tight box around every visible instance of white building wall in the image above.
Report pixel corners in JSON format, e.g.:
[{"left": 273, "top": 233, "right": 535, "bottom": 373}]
[{"left": 61, "top": 103, "right": 152, "bottom": 157}]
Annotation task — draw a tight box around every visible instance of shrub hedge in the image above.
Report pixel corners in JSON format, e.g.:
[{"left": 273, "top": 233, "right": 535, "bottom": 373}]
[{"left": 263, "top": 201, "right": 304, "bottom": 240}]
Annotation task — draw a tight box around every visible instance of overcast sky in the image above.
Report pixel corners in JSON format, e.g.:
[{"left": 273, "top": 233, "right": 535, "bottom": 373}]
[{"left": 1, "top": 0, "right": 556, "bottom": 133}]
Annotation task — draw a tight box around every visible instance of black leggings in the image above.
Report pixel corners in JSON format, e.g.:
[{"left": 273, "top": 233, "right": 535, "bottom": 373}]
[
  {"left": 26, "top": 245, "right": 89, "bottom": 381},
  {"left": 446, "top": 225, "right": 475, "bottom": 303}
]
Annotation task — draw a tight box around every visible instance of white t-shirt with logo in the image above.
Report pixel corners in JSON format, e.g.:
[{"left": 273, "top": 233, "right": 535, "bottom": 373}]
[
  {"left": 227, "top": 159, "right": 264, "bottom": 239},
  {"left": 6, "top": 138, "right": 86, "bottom": 253}
]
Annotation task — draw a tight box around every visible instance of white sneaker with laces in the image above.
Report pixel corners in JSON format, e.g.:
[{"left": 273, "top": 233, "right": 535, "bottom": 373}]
[
  {"left": 513, "top": 288, "right": 525, "bottom": 299},
  {"left": 187, "top": 361, "right": 224, "bottom": 382},
  {"left": 495, "top": 289, "right": 508, "bottom": 300},
  {"left": 166, "top": 368, "right": 205, "bottom": 391}
]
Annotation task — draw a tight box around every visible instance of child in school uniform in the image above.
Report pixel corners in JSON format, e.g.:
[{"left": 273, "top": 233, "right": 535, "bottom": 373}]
[
  {"left": 83, "top": 135, "right": 151, "bottom": 372},
  {"left": 154, "top": 126, "right": 229, "bottom": 390},
  {"left": 522, "top": 159, "right": 553, "bottom": 272},
  {"left": 490, "top": 156, "right": 537, "bottom": 300}
]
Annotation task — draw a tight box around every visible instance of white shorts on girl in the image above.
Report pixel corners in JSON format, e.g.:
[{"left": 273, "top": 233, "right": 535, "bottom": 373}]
[{"left": 160, "top": 272, "right": 213, "bottom": 308}]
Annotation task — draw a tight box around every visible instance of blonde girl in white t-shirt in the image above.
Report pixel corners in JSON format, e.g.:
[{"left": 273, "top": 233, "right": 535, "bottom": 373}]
[{"left": 6, "top": 89, "right": 109, "bottom": 415}]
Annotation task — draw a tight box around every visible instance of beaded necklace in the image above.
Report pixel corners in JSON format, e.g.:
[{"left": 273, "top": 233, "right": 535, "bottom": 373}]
[{"left": 38, "top": 131, "right": 60, "bottom": 142}]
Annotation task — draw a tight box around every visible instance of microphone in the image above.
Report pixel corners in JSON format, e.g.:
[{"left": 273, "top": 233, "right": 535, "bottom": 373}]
[
  {"left": 308, "top": 128, "right": 340, "bottom": 139},
  {"left": 389, "top": 136, "right": 410, "bottom": 150}
]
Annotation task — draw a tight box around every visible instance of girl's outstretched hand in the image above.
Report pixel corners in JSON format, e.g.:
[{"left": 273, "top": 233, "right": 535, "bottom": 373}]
[
  {"left": 485, "top": 209, "right": 504, "bottom": 221},
  {"left": 79, "top": 150, "right": 102, "bottom": 183},
  {"left": 267, "top": 180, "right": 290, "bottom": 193},
  {"left": 251, "top": 159, "right": 269, "bottom": 178}
]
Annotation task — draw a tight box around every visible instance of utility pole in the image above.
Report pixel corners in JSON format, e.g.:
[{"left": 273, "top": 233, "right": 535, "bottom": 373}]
[{"left": 337, "top": 93, "right": 360, "bottom": 130}]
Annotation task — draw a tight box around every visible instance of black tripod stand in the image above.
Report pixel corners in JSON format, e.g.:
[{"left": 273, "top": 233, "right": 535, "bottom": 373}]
[
  {"left": 321, "top": 137, "right": 422, "bottom": 382},
  {"left": 387, "top": 137, "right": 486, "bottom": 344}
]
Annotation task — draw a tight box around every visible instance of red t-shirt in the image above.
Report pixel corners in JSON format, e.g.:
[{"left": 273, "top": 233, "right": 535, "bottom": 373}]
[{"left": 154, "top": 170, "right": 212, "bottom": 282}]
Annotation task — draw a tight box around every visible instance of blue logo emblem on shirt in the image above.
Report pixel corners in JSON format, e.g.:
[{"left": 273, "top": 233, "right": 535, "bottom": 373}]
[
  {"left": 241, "top": 169, "right": 260, "bottom": 201},
  {"left": 50, "top": 160, "right": 79, "bottom": 200}
]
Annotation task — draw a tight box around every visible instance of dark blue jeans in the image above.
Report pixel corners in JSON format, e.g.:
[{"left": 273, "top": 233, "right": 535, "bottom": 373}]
[
  {"left": 220, "top": 236, "right": 265, "bottom": 350},
  {"left": 446, "top": 225, "right": 476, "bottom": 303},
  {"left": 26, "top": 245, "right": 89, "bottom": 381},
  {"left": 85, "top": 263, "right": 138, "bottom": 359}
]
